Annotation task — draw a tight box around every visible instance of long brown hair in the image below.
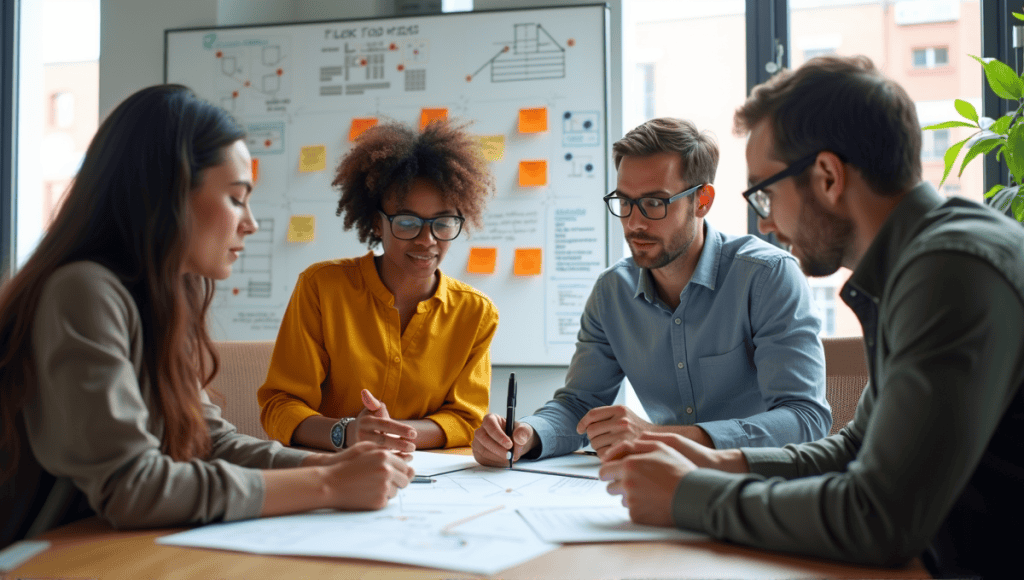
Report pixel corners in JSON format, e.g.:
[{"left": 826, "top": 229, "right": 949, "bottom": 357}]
[{"left": 0, "top": 85, "right": 245, "bottom": 480}]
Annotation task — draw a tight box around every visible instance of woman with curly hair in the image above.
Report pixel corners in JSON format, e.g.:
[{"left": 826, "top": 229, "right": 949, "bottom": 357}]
[
  {"left": 258, "top": 119, "right": 498, "bottom": 452},
  {"left": 0, "top": 85, "right": 413, "bottom": 547}
]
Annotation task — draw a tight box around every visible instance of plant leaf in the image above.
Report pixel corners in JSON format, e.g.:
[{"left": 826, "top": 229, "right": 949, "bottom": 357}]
[
  {"left": 1012, "top": 192, "right": 1024, "bottom": 222},
  {"left": 983, "top": 58, "right": 1024, "bottom": 100},
  {"left": 954, "top": 99, "right": 979, "bottom": 123},
  {"left": 979, "top": 116, "right": 997, "bottom": 129},
  {"left": 970, "top": 54, "right": 995, "bottom": 67},
  {"left": 1014, "top": 11, "right": 1024, "bottom": 21},
  {"left": 985, "top": 184, "right": 1005, "bottom": 199},
  {"left": 1006, "top": 127, "right": 1024, "bottom": 184},
  {"left": 991, "top": 114, "right": 1013, "bottom": 134},
  {"left": 922, "top": 121, "right": 977, "bottom": 130},
  {"left": 939, "top": 136, "right": 971, "bottom": 187},
  {"left": 960, "top": 138, "right": 1001, "bottom": 176}
]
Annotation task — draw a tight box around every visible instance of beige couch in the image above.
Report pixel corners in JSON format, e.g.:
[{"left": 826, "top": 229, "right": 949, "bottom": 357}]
[{"left": 208, "top": 337, "right": 870, "bottom": 442}]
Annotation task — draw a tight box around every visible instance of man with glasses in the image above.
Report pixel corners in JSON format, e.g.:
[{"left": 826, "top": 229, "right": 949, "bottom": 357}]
[
  {"left": 472, "top": 118, "right": 831, "bottom": 466},
  {"left": 598, "top": 56, "right": 1024, "bottom": 579}
]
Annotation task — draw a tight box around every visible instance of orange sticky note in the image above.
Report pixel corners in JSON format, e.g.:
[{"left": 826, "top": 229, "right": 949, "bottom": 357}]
[
  {"left": 478, "top": 135, "right": 505, "bottom": 162},
  {"left": 519, "top": 160, "right": 548, "bottom": 187},
  {"left": 467, "top": 247, "right": 497, "bottom": 274},
  {"left": 519, "top": 107, "right": 548, "bottom": 133},
  {"left": 299, "top": 145, "right": 327, "bottom": 172},
  {"left": 349, "top": 117, "right": 378, "bottom": 141},
  {"left": 287, "top": 215, "right": 316, "bottom": 242},
  {"left": 420, "top": 108, "right": 448, "bottom": 130},
  {"left": 251, "top": 158, "right": 259, "bottom": 183},
  {"left": 514, "top": 248, "right": 542, "bottom": 276}
]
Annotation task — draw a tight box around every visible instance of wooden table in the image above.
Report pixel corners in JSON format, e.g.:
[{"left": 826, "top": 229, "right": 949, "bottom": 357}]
[{"left": 6, "top": 516, "right": 932, "bottom": 579}]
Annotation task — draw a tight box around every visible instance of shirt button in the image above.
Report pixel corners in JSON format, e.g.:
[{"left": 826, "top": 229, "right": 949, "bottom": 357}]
[
  {"left": 677, "top": 362, "right": 684, "bottom": 369},
  {"left": 685, "top": 406, "right": 693, "bottom": 414},
  {"left": 850, "top": 290, "right": 858, "bottom": 297},
  {"left": 393, "top": 356, "right": 400, "bottom": 363},
  {"left": 674, "top": 318, "right": 681, "bottom": 325}
]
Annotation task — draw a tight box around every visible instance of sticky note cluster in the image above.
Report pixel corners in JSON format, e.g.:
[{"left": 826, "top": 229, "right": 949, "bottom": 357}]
[{"left": 465, "top": 247, "right": 542, "bottom": 276}]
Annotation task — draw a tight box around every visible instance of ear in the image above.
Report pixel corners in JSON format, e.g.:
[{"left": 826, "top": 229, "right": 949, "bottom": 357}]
[
  {"left": 695, "top": 184, "right": 715, "bottom": 218},
  {"left": 810, "top": 152, "right": 846, "bottom": 212}
]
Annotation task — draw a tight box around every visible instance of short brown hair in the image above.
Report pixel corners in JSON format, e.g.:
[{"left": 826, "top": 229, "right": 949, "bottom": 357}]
[
  {"left": 612, "top": 118, "right": 719, "bottom": 187},
  {"left": 333, "top": 119, "right": 494, "bottom": 248},
  {"left": 734, "top": 55, "right": 921, "bottom": 196}
]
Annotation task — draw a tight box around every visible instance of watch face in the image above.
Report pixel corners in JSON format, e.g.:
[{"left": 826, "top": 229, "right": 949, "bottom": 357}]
[{"left": 331, "top": 422, "right": 344, "bottom": 448}]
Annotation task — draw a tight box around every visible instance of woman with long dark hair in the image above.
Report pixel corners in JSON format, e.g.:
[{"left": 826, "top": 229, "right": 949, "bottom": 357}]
[{"left": 0, "top": 85, "right": 411, "bottom": 548}]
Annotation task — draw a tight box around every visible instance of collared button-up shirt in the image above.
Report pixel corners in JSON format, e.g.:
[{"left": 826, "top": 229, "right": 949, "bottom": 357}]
[
  {"left": 258, "top": 252, "right": 498, "bottom": 448},
  {"left": 522, "top": 221, "right": 830, "bottom": 457}
]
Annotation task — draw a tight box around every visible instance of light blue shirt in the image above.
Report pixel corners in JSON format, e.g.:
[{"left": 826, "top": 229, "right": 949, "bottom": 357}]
[{"left": 522, "top": 221, "right": 831, "bottom": 457}]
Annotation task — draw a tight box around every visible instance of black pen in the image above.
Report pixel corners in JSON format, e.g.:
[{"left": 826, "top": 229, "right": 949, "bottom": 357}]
[
  {"left": 505, "top": 372, "right": 516, "bottom": 468},
  {"left": 411, "top": 475, "right": 435, "bottom": 484}
]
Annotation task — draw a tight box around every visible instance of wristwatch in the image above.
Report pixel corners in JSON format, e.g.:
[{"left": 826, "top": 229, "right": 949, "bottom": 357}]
[{"left": 330, "top": 417, "right": 356, "bottom": 450}]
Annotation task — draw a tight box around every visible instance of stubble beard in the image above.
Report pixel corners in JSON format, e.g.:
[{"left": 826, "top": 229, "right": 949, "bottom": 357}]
[
  {"left": 627, "top": 215, "right": 698, "bottom": 271},
  {"left": 794, "top": 184, "right": 854, "bottom": 277}
]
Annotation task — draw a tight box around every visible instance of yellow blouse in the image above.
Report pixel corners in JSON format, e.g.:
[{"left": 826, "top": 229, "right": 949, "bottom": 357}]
[{"left": 257, "top": 252, "right": 498, "bottom": 448}]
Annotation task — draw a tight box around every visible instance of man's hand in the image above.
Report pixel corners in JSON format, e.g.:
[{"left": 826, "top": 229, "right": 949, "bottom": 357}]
[
  {"left": 471, "top": 413, "right": 538, "bottom": 467},
  {"left": 598, "top": 439, "right": 696, "bottom": 527},
  {"left": 576, "top": 405, "right": 654, "bottom": 458},
  {"left": 636, "top": 432, "right": 749, "bottom": 473},
  {"left": 348, "top": 389, "right": 417, "bottom": 453}
]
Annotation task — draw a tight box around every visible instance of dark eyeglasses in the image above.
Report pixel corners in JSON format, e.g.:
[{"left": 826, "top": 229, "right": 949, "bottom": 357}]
[
  {"left": 378, "top": 210, "right": 465, "bottom": 241},
  {"left": 741, "top": 152, "right": 820, "bottom": 219},
  {"left": 603, "top": 183, "right": 704, "bottom": 220}
]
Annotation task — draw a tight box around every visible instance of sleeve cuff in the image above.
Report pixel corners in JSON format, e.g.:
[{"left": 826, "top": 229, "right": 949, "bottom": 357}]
[
  {"left": 265, "top": 403, "right": 321, "bottom": 446},
  {"left": 424, "top": 412, "right": 471, "bottom": 448},
  {"left": 696, "top": 418, "right": 746, "bottom": 449},
  {"left": 519, "top": 416, "right": 587, "bottom": 459},
  {"left": 671, "top": 468, "right": 741, "bottom": 532},
  {"left": 740, "top": 446, "right": 801, "bottom": 478}
]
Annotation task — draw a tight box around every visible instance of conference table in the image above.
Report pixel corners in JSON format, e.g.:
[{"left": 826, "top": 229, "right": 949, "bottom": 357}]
[{"left": 5, "top": 447, "right": 933, "bottom": 579}]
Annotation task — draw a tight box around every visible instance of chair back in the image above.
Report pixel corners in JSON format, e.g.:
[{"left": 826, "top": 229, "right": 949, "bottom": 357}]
[
  {"left": 822, "top": 336, "right": 869, "bottom": 435},
  {"left": 208, "top": 341, "right": 275, "bottom": 440}
]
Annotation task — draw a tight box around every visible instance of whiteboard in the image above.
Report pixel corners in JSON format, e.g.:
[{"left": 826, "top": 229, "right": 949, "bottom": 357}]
[{"left": 165, "top": 4, "right": 610, "bottom": 365}]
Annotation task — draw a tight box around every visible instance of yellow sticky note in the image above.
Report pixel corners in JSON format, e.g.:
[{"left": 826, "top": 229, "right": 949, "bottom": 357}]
[
  {"left": 519, "top": 160, "right": 548, "bottom": 187},
  {"left": 287, "top": 215, "right": 316, "bottom": 242},
  {"left": 349, "top": 118, "right": 378, "bottom": 141},
  {"left": 478, "top": 135, "right": 505, "bottom": 162},
  {"left": 420, "top": 107, "right": 448, "bottom": 130},
  {"left": 514, "top": 248, "right": 542, "bottom": 276},
  {"left": 519, "top": 107, "right": 548, "bottom": 133},
  {"left": 467, "top": 247, "right": 497, "bottom": 274},
  {"left": 251, "top": 158, "right": 259, "bottom": 184},
  {"left": 299, "top": 145, "right": 327, "bottom": 173}
]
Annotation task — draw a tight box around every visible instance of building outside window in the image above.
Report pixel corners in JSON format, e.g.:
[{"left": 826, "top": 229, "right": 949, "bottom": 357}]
[{"left": 912, "top": 46, "right": 950, "bottom": 68}]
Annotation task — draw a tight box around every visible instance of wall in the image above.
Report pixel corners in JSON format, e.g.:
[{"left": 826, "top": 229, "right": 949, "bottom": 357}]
[{"left": 99, "top": 0, "right": 630, "bottom": 421}]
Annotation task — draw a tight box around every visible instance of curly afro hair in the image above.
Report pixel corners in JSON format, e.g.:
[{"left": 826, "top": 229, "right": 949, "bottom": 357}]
[{"left": 333, "top": 118, "right": 495, "bottom": 248}]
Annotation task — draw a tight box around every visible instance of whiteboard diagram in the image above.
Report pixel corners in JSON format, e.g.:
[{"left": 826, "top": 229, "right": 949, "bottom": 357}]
[
  {"left": 167, "top": 5, "right": 610, "bottom": 365},
  {"left": 468, "top": 23, "right": 566, "bottom": 83}
]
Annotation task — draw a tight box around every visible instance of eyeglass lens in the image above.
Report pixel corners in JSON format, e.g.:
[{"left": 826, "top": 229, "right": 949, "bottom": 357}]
[
  {"left": 389, "top": 214, "right": 463, "bottom": 241},
  {"left": 606, "top": 197, "right": 668, "bottom": 219}
]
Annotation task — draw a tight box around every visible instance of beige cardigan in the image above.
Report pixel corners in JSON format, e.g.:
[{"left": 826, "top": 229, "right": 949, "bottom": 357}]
[{"left": 14, "top": 261, "right": 308, "bottom": 540}]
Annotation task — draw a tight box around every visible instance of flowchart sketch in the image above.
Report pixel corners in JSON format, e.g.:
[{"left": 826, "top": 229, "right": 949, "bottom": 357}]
[
  {"left": 201, "top": 34, "right": 293, "bottom": 114},
  {"left": 468, "top": 23, "right": 566, "bottom": 83}
]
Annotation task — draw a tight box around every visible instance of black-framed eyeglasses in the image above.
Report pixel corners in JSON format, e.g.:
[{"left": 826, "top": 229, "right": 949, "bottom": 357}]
[
  {"left": 378, "top": 210, "right": 465, "bottom": 241},
  {"left": 603, "top": 183, "right": 704, "bottom": 220},
  {"left": 741, "top": 152, "right": 820, "bottom": 219}
]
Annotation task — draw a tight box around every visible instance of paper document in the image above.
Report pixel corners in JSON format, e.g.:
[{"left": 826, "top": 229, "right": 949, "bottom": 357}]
[
  {"left": 408, "top": 451, "right": 479, "bottom": 476},
  {"left": 512, "top": 452, "right": 602, "bottom": 479},
  {"left": 519, "top": 506, "right": 708, "bottom": 543}
]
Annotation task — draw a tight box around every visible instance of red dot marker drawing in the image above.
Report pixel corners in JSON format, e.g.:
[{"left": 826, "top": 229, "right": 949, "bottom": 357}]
[
  {"left": 567, "top": 38, "right": 576, "bottom": 47},
  {"left": 232, "top": 288, "right": 240, "bottom": 296},
  {"left": 277, "top": 68, "right": 283, "bottom": 76},
  {"left": 360, "top": 58, "right": 367, "bottom": 66},
  {"left": 397, "top": 64, "right": 405, "bottom": 71},
  {"left": 389, "top": 43, "right": 397, "bottom": 50},
  {"left": 413, "top": 50, "right": 419, "bottom": 55},
  {"left": 232, "top": 91, "right": 238, "bottom": 98},
  {"left": 244, "top": 81, "right": 251, "bottom": 87},
  {"left": 216, "top": 51, "right": 223, "bottom": 58},
  {"left": 466, "top": 75, "right": 472, "bottom": 82},
  {"left": 264, "top": 139, "right": 272, "bottom": 148},
  {"left": 503, "top": 46, "right": 510, "bottom": 52}
]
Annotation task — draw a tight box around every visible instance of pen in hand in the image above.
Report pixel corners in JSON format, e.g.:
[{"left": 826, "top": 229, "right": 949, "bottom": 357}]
[{"left": 505, "top": 372, "right": 516, "bottom": 468}]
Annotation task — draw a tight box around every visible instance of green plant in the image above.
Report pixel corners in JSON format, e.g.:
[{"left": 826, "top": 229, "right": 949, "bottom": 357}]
[{"left": 924, "top": 11, "right": 1024, "bottom": 222}]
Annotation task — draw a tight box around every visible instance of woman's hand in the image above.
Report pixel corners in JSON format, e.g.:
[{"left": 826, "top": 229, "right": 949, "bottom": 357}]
[{"left": 348, "top": 389, "right": 417, "bottom": 453}]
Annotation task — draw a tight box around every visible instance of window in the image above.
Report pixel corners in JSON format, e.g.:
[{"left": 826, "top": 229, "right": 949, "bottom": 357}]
[
  {"left": 913, "top": 47, "right": 950, "bottom": 69},
  {"left": 811, "top": 283, "right": 837, "bottom": 337},
  {"left": 921, "top": 127, "right": 950, "bottom": 160},
  {"left": 51, "top": 91, "right": 74, "bottom": 129},
  {"left": 802, "top": 47, "right": 836, "bottom": 61},
  {"left": 638, "top": 62, "right": 655, "bottom": 121}
]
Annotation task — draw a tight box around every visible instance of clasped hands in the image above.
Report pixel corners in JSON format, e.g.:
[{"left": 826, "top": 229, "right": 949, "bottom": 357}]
[{"left": 346, "top": 388, "right": 417, "bottom": 453}]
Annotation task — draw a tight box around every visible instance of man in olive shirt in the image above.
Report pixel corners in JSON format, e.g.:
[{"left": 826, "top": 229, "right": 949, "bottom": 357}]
[{"left": 599, "top": 55, "right": 1024, "bottom": 579}]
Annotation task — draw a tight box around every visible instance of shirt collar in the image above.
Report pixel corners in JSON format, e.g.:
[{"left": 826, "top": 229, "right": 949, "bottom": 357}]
[
  {"left": 634, "top": 221, "right": 720, "bottom": 303},
  {"left": 846, "top": 182, "right": 944, "bottom": 300},
  {"left": 358, "top": 250, "right": 450, "bottom": 307}
]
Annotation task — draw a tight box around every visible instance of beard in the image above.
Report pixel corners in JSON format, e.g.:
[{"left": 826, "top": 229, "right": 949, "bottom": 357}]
[
  {"left": 790, "top": 184, "right": 854, "bottom": 277},
  {"left": 626, "top": 214, "right": 699, "bottom": 270}
]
